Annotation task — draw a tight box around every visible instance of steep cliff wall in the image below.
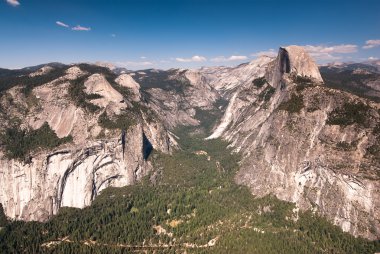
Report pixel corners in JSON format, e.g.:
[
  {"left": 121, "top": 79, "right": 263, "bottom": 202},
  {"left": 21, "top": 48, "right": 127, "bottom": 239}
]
[
  {"left": 209, "top": 46, "right": 380, "bottom": 239},
  {"left": 0, "top": 124, "right": 153, "bottom": 221},
  {"left": 266, "top": 45, "right": 323, "bottom": 88},
  {"left": 0, "top": 66, "right": 173, "bottom": 221}
]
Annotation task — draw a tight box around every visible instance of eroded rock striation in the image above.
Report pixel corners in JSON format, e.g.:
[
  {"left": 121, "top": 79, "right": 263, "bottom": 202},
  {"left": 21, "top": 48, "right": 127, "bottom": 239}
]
[
  {"left": 0, "top": 124, "right": 151, "bottom": 221},
  {"left": 266, "top": 45, "right": 323, "bottom": 89},
  {"left": 208, "top": 46, "right": 380, "bottom": 239},
  {"left": 0, "top": 66, "right": 174, "bottom": 221}
]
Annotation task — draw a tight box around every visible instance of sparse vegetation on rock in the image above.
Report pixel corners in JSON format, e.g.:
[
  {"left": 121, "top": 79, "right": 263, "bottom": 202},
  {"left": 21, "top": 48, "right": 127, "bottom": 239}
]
[
  {"left": 0, "top": 122, "right": 72, "bottom": 160},
  {"left": 68, "top": 75, "right": 101, "bottom": 113},
  {"left": 278, "top": 94, "right": 304, "bottom": 113},
  {"left": 98, "top": 111, "right": 136, "bottom": 131},
  {"left": 252, "top": 77, "right": 267, "bottom": 88},
  {"left": 258, "top": 85, "right": 276, "bottom": 102}
]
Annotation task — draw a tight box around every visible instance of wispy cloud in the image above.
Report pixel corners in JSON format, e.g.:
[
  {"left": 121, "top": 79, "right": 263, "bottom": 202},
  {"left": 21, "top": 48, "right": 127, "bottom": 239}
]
[
  {"left": 368, "top": 56, "right": 379, "bottom": 60},
  {"left": 176, "top": 55, "right": 207, "bottom": 62},
  {"left": 72, "top": 25, "right": 91, "bottom": 31},
  {"left": 307, "top": 52, "right": 342, "bottom": 61},
  {"left": 56, "top": 21, "right": 69, "bottom": 28},
  {"left": 302, "top": 44, "right": 357, "bottom": 61},
  {"left": 116, "top": 61, "right": 154, "bottom": 67},
  {"left": 140, "top": 56, "right": 147, "bottom": 59},
  {"left": 6, "top": 0, "right": 20, "bottom": 6},
  {"left": 251, "top": 49, "right": 277, "bottom": 57},
  {"left": 111, "top": 34, "right": 116, "bottom": 37},
  {"left": 363, "top": 40, "right": 380, "bottom": 49},
  {"left": 211, "top": 55, "right": 248, "bottom": 62},
  {"left": 251, "top": 44, "right": 357, "bottom": 62},
  {"left": 303, "top": 44, "right": 358, "bottom": 54}
]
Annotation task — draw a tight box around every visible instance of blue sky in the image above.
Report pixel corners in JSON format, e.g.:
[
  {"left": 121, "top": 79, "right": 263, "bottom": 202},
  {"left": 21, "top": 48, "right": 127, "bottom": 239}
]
[{"left": 1, "top": 0, "right": 380, "bottom": 69}]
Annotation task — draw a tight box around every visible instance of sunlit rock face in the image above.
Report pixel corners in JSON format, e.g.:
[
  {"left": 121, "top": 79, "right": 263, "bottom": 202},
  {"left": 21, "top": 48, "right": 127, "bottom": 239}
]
[
  {"left": 115, "top": 74, "right": 141, "bottom": 102},
  {"left": 0, "top": 65, "right": 174, "bottom": 222},
  {"left": 208, "top": 46, "right": 380, "bottom": 240},
  {"left": 140, "top": 69, "right": 221, "bottom": 129},
  {"left": 197, "top": 56, "right": 274, "bottom": 97},
  {"left": 266, "top": 45, "right": 323, "bottom": 88},
  {"left": 0, "top": 124, "right": 152, "bottom": 221}
]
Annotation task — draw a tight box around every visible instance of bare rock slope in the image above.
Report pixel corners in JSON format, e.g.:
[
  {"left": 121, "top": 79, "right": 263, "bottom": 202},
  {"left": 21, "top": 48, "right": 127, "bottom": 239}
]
[
  {"left": 209, "top": 46, "right": 380, "bottom": 239},
  {"left": 0, "top": 65, "right": 174, "bottom": 221}
]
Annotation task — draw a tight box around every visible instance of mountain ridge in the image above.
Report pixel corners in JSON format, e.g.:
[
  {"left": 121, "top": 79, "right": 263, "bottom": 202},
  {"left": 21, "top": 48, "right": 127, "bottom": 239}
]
[{"left": 0, "top": 46, "right": 379, "bottom": 242}]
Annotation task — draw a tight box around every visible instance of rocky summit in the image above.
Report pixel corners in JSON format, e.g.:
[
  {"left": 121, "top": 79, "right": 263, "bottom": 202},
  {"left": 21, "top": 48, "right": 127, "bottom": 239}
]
[{"left": 207, "top": 46, "right": 380, "bottom": 240}]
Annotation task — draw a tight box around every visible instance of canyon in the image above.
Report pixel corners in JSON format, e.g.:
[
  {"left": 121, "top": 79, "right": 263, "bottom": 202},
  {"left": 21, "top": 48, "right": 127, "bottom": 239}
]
[{"left": 0, "top": 45, "right": 379, "bottom": 241}]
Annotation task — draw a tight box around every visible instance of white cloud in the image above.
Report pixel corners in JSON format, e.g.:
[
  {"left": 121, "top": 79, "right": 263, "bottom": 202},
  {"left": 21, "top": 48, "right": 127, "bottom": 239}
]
[
  {"left": 211, "top": 55, "right": 248, "bottom": 62},
  {"left": 301, "top": 44, "right": 357, "bottom": 61},
  {"left": 6, "top": 0, "right": 20, "bottom": 7},
  {"left": 72, "top": 25, "right": 91, "bottom": 31},
  {"left": 363, "top": 40, "right": 380, "bottom": 49},
  {"left": 140, "top": 56, "right": 147, "bottom": 59},
  {"left": 176, "top": 55, "right": 207, "bottom": 62},
  {"left": 251, "top": 44, "right": 357, "bottom": 61},
  {"left": 368, "top": 56, "right": 379, "bottom": 60},
  {"left": 56, "top": 21, "right": 69, "bottom": 28},
  {"left": 307, "top": 52, "right": 342, "bottom": 61},
  {"left": 303, "top": 44, "right": 358, "bottom": 54},
  {"left": 251, "top": 49, "right": 277, "bottom": 57},
  {"left": 116, "top": 61, "right": 154, "bottom": 67}
]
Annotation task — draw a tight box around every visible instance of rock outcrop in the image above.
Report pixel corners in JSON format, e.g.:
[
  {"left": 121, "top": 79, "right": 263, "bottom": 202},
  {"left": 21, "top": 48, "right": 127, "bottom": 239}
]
[
  {"left": 84, "top": 74, "right": 125, "bottom": 109},
  {"left": 198, "top": 56, "right": 273, "bottom": 97},
  {"left": 0, "top": 124, "right": 151, "bottom": 221},
  {"left": 138, "top": 69, "right": 221, "bottom": 129},
  {"left": 0, "top": 66, "right": 173, "bottom": 221},
  {"left": 115, "top": 74, "right": 141, "bottom": 102},
  {"left": 208, "top": 46, "right": 380, "bottom": 239},
  {"left": 266, "top": 45, "right": 323, "bottom": 88}
]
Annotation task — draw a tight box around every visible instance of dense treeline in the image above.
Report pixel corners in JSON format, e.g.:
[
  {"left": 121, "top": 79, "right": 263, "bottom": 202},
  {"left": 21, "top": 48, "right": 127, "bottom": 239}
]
[
  {"left": 327, "top": 101, "right": 372, "bottom": 127},
  {"left": 0, "top": 66, "right": 69, "bottom": 94},
  {"left": 278, "top": 94, "right": 304, "bottom": 113},
  {"left": 0, "top": 204, "right": 7, "bottom": 227},
  {"left": 132, "top": 69, "right": 190, "bottom": 94},
  {"left": 98, "top": 111, "right": 136, "bottom": 131},
  {"left": 252, "top": 77, "right": 268, "bottom": 88},
  {"left": 0, "top": 122, "right": 72, "bottom": 160}
]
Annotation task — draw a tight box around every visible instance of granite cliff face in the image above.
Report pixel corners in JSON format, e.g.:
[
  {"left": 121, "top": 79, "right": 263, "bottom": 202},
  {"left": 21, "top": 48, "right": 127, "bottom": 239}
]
[
  {"left": 0, "top": 65, "right": 174, "bottom": 221},
  {"left": 0, "top": 46, "right": 379, "bottom": 241},
  {"left": 197, "top": 56, "right": 273, "bottom": 97},
  {"left": 207, "top": 46, "right": 380, "bottom": 239},
  {"left": 0, "top": 124, "right": 149, "bottom": 221},
  {"left": 130, "top": 69, "right": 221, "bottom": 129},
  {"left": 266, "top": 46, "right": 323, "bottom": 89}
]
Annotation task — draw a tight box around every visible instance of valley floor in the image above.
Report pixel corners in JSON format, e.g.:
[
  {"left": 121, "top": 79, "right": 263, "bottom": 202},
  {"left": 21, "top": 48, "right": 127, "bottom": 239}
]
[{"left": 0, "top": 125, "right": 379, "bottom": 254}]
